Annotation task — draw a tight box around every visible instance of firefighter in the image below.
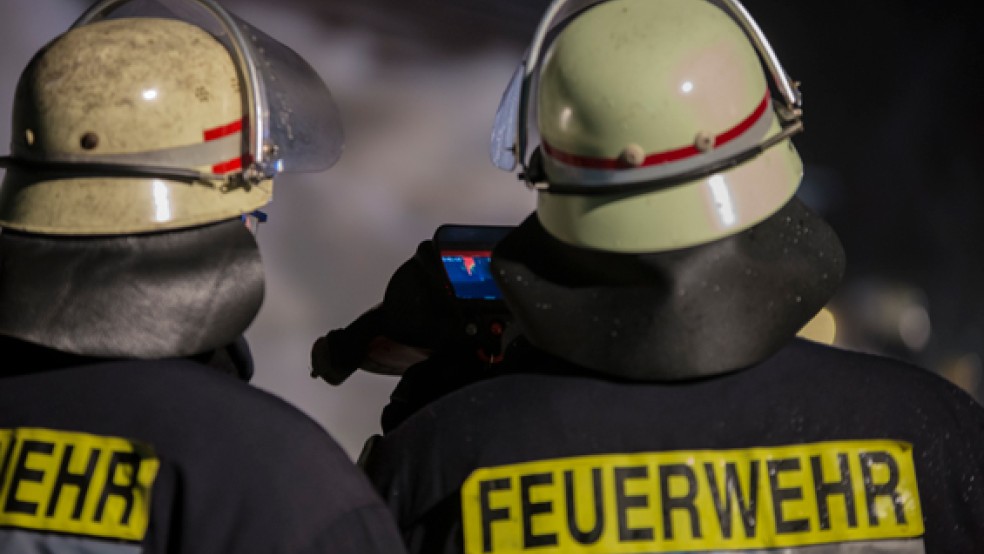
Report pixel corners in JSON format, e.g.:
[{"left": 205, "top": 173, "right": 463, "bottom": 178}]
[
  {"left": 362, "top": 0, "right": 984, "bottom": 552},
  {"left": 0, "top": 2, "right": 406, "bottom": 552}
]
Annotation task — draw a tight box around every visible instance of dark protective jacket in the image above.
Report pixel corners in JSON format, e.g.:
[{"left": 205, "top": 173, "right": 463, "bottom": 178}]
[
  {"left": 0, "top": 343, "right": 407, "bottom": 554},
  {"left": 364, "top": 338, "right": 984, "bottom": 554}
]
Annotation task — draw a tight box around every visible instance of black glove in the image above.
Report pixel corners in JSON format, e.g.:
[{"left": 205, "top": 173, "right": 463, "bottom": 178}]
[{"left": 310, "top": 240, "right": 462, "bottom": 385}]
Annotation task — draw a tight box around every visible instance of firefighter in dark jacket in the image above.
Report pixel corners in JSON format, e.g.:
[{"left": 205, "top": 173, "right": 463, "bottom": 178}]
[
  {"left": 362, "top": 0, "right": 984, "bottom": 552},
  {"left": 0, "top": 2, "right": 406, "bottom": 553}
]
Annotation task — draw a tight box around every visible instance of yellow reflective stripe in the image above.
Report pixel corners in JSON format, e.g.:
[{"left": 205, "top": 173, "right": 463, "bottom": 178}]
[
  {"left": 461, "top": 440, "right": 923, "bottom": 554},
  {"left": 0, "top": 427, "right": 159, "bottom": 542}
]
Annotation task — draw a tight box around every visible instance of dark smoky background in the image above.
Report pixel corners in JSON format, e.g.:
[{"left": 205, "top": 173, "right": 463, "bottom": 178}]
[{"left": 2, "top": 0, "right": 981, "bottom": 457}]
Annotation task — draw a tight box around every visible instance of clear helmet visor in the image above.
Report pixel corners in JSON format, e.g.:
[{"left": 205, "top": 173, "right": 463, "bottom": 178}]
[
  {"left": 490, "top": 0, "right": 802, "bottom": 180},
  {"left": 489, "top": 64, "right": 524, "bottom": 172},
  {"left": 74, "top": 0, "right": 344, "bottom": 178},
  {"left": 489, "top": 0, "right": 606, "bottom": 172}
]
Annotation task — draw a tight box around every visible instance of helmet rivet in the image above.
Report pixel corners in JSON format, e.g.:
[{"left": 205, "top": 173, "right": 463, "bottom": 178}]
[
  {"left": 695, "top": 132, "right": 714, "bottom": 152},
  {"left": 80, "top": 132, "right": 99, "bottom": 150},
  {"left": 620, "top": 144, "right": 646, "bottom": 167},
  {"left": 24, "top": 129, "right": 35, "bottom": 146}
]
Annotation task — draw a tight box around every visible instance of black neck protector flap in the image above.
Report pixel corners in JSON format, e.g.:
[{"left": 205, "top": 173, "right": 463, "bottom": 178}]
[
  {"left": 0, "top": 219, "right": 263, "bottom": 359},
  {"left": 491, "top": 198, "right": 844, "bottom": 381}
]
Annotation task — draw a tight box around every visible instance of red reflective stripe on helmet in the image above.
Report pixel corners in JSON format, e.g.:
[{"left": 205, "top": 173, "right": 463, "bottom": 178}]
[
  {"left": 713, "top": 94, "right": 769, "bottom": 147},
  {"left": 212, "top": 157, "right": 243, "bottom": 174},
  {"left": 205, "top": 119, "right": 244, "bottom": 173},
  {"left": 542, "top": 142, "right": 624, "bottom": 170},
  {"left": 543, "top": 93, "right": 770, "bottom": 170},
  {"left": 203, "top": 118, "right": 243, "bottom": 142}
]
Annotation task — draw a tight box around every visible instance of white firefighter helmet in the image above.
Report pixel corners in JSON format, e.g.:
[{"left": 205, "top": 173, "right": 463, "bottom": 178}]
[
  {"left": 0, "top": 0, "right": 343, "bottom": 235},
  {"left": 490, "top": 0, "right": 805, "bottom": 252}
]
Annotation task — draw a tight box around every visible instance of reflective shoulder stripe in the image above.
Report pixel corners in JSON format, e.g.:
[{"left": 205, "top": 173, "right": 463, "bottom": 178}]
[{"left": 0, "top": 528, "right": 144, "bottom": 554}]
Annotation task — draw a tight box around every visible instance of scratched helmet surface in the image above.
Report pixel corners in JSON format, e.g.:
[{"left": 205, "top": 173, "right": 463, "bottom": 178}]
[
  {"left": 0, "top": 18, "right": 266, "bottom": 234},
  {"left": 491, "top": 0, "right": 805, "bottom": 253},
  {"left": 0, "top": 0, "right": 343, "bottom": 236}
]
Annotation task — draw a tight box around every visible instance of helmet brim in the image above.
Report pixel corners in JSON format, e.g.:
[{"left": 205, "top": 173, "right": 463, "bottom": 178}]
[
  {"left": 0, "top": 169, "right": 271, "bottom": 235},
  {"left": 536, "top": 135, "right": 803, "bottom": 253}
]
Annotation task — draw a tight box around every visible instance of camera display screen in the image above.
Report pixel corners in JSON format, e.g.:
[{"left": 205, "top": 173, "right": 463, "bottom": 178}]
[{"left": 440, "top": 250, "right": 502, "bottom": 300}]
